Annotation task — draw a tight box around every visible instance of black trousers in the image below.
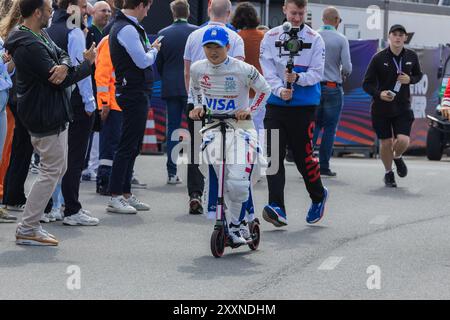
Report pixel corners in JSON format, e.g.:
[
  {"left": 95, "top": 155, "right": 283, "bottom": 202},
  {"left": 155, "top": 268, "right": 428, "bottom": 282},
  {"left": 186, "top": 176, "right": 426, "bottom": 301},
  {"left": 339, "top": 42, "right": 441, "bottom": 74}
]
[
  {"left": 186, "top": 103, "right": 204, "bottom": 197},
  {"left": 3, "top": 105, "right": 33, "bottom": 206},
  {"left": 61, "top": 105, "right": 94, "bottom": 216},
  {"left": 108, "top": 92, "right": 148, "bottom": 195},
  {"left": 264, "top": 105, "right": 325, "bottom": 213}
]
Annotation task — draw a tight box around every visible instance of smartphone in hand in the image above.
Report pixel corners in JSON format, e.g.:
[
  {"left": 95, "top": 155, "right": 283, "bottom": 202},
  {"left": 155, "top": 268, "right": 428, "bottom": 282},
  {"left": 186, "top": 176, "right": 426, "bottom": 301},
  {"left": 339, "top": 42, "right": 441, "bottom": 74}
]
[{"left": 386, "top": 90, "right": 396, "bottom": 98}]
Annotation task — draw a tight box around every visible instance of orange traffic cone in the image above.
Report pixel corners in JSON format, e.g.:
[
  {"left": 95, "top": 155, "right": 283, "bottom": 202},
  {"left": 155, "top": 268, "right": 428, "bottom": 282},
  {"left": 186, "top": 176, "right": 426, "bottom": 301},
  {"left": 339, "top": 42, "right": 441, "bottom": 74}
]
[{"left": 141, "top": 108, "right": 162, "bottom": 154}]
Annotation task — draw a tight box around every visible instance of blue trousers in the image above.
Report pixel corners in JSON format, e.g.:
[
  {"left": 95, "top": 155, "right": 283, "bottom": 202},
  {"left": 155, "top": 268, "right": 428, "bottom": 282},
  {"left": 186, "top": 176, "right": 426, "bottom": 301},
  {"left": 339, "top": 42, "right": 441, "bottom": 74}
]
[
  {"left": 313, "top": 85, "right": 344, "bottom": 171},
  {"left": 97, "top": 110, "right": 123, "bottom": 190},
  {"left": 164, "top": 96, "right": 186, "bottom": 177}
]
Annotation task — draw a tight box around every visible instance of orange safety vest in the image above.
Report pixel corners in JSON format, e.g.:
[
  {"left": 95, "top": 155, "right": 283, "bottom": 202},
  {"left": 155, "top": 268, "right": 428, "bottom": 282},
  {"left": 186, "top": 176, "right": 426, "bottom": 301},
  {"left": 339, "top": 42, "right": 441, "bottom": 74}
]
[{"left": 95, "top": 35, "right": 121, "bottom": 111}]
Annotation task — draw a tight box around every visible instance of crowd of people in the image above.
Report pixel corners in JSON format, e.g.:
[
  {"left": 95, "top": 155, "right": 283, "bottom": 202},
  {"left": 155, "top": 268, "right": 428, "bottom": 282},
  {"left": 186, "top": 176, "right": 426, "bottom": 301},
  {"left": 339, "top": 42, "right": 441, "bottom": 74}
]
[{"left": 0, "top": 0, "right": 438, "bottom": 247}]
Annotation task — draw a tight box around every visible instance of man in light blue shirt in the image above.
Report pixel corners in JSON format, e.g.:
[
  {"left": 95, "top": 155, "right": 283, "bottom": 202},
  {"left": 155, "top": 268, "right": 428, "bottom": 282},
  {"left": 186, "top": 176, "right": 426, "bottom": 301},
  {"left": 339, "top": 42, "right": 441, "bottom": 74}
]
[
  {"left": 313, "top": 6, "right": 352, "bottom": 177},
  {"left": 47, "top": 0, "right": 99, "bottom": 226},
  {"left": 116, "top": 15, "right": 158, "bottom": 69},
  {"left": 68, "top": 26, "right": 96, "bottom": 114}
]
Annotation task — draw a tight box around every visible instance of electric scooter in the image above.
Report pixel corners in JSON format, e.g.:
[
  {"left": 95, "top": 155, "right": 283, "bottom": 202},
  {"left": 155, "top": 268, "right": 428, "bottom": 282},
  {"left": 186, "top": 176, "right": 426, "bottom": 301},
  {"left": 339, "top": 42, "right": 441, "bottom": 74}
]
[{"left": 201, "top": 113, "right": 261, "bottom": 258}]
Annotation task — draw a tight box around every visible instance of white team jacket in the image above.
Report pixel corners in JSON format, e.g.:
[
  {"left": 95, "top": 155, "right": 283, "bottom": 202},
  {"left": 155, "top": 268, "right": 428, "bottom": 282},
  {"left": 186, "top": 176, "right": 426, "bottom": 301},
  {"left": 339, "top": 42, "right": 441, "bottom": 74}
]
[
  {"left": 260, "top": 23, "right": 325, "bottom": 107},
  {"left": 190, "top": 56, "right": 271, "bottom": 122}
]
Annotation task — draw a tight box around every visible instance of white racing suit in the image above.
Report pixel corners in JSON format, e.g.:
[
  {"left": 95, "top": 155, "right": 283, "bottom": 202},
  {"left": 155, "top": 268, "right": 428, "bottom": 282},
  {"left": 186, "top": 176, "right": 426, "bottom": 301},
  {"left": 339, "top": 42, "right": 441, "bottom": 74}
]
[{"left": 190, "top": 57, "right": 271, "bottom": 226}]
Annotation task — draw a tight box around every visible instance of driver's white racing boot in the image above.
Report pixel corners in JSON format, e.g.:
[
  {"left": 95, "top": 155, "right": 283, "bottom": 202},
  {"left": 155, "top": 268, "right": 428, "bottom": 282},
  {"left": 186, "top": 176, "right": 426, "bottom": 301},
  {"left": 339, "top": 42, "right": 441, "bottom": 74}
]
[
  {"left": 229, "top": 223, "right": 247, "bottom": 245},
  {"left": 240, "top": 220, "right": 251, "bottom": 240}
]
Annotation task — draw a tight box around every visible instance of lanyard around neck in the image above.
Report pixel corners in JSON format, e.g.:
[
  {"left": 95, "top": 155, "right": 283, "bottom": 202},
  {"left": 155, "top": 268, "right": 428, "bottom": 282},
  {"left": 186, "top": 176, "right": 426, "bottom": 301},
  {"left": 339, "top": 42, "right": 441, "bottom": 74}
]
[
  {"left": 392, "top": 56, "right": 402, "bottom": 74},
  {"left": 19, "top": 25, "right": 50, "bottom": 45},
  {"left": 320, "top": 25, "right": 336, "bottom": 31},
  {"left": 92, "top": 24, "right": 103, "bottom": 34}
]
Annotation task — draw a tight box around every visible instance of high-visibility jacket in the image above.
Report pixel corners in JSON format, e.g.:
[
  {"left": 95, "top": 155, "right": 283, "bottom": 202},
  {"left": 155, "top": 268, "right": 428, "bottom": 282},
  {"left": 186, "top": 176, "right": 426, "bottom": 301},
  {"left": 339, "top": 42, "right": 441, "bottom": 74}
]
[{"left": 95, "top": 35, "right": 121, "bottom": 111}]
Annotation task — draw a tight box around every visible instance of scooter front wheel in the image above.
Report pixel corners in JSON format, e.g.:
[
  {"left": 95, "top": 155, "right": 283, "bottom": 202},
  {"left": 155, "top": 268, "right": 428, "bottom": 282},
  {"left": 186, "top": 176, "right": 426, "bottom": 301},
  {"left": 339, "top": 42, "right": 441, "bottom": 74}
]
[
  {"left": 211, "top": 228, "right": 225, "bottom": 258},
  {"left": 248, "top": 218, "right": 261, "bottom": 251}
]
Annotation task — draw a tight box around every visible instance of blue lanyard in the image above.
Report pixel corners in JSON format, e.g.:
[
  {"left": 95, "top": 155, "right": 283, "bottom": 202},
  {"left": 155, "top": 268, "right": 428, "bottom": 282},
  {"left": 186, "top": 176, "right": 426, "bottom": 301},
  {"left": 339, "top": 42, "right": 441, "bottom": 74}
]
[{"left": 392, "top": 57, "right": 402, "bottom": 74}]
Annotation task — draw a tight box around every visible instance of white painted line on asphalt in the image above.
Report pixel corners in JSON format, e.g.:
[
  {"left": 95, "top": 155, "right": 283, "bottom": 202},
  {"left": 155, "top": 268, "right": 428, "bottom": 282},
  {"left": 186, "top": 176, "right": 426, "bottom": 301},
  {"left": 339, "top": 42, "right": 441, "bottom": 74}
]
[
  {"left": 318, "top": 256, "right": 343, "bottom": 270},
  {"left": 369, "top": 215, "right": 390, "bottom": 225}
]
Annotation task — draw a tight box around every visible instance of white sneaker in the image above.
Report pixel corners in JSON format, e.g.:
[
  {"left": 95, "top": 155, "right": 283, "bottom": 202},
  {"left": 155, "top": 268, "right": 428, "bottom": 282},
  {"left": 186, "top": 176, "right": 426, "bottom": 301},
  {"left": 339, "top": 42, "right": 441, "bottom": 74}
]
[
  {"left": 63, "top": 209, "right": 99, "bottom": 226},
  {"left": 127, "top": 195, "right": 150, "bottom": 211},
  {"left": 167, "top": 175, "right": 182, "bottom": 185},
  {"left": 6, "top": 204, "right": 26, "bottom": 212},
  {"left": 40, "top": 215, "right": 50, "bottom": 223},
  {"left": 229, "top": 224, "right": 247, "bottom": 245},
  {"left": 0, "top": 208, "right": 17, "bottom": 223},
  {"left": 16, "top": 224, "right": 58, "bottom": 246},
  {"left": 131, "top": 176, "right": 147, "bottom": 189},
  {"left": 240, "top": 221, "right": 251, "bottom": 240},
  {"left": 107, "top": 196, "right": 137, "bottom": 214},
  {"left": 47, "top": 208, "right": 63, "bottom": 221},
  {"left": 44, "top": 213, "right": 56, "bottom": 222}
]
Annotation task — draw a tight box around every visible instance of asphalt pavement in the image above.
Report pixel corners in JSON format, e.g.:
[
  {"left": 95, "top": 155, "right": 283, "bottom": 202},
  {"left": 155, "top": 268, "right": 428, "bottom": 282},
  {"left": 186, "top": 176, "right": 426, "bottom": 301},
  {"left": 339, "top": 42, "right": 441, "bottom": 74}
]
[{"left": 1, "top": 155, "right": 449, "bottom": 300}]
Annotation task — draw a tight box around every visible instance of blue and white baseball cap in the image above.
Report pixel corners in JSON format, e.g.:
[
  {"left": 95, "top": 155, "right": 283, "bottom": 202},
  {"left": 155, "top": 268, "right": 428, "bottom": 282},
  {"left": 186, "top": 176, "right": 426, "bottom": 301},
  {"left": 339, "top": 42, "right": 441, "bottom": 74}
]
[{"left": 202, "top": 26, "right": 229, "bottom": 47}]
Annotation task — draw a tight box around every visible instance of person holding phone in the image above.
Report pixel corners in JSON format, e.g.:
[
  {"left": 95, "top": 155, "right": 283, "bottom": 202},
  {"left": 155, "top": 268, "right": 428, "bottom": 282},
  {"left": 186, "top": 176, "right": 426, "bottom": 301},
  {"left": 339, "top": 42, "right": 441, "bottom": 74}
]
[
  {"left": 363, "top": 24, "right": 423, "bottom": 188},
  {"left": 106, "top": 0, "right": 161, "bottom": 214}
]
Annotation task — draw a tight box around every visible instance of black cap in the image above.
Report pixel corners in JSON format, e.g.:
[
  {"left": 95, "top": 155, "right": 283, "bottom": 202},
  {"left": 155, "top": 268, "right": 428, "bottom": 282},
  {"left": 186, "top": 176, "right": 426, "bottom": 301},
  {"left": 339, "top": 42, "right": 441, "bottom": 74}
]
[{"left": 389, "top": 24, "right": 407, "bottom": 34}]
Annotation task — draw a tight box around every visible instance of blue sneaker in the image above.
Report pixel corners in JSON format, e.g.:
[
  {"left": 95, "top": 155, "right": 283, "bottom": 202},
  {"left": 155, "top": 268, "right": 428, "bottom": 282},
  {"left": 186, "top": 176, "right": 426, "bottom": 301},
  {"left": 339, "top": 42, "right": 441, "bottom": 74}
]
[
  {"left": 306, "top": 187, "right": 328, "bottom": 224},
  {"left": 263, "top": 204, "right": 287, "bottom": 227}
]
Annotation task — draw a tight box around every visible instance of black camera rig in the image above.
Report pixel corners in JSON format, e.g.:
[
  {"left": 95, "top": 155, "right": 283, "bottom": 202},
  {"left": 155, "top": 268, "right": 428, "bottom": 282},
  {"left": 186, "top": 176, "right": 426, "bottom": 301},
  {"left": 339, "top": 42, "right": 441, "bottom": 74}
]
[{"left": 275, "top": 22, "right": 312, "bottom": 91}]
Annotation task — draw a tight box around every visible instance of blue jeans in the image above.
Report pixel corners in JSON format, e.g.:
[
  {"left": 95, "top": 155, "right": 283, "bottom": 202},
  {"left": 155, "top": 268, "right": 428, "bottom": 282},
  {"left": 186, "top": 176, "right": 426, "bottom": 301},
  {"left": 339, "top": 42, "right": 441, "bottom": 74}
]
[
  {"left": 164, "top": 97, "right": 186, "bottom": 177},
  {"left": 0, "top": 90, "right": 8, "bottom": 161},
  {"left": 312, "top": 85, "right": 343, "bottom": 171},
  {"left": 52, "top": 183, "right": 64, "bottom": 209}
]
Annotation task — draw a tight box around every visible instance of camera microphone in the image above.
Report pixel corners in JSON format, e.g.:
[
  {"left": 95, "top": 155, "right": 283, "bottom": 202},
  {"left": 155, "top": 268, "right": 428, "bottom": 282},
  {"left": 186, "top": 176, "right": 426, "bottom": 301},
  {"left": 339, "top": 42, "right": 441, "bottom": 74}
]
[{"left": 282, "top": 21, "right": 292, "bottom": 33}]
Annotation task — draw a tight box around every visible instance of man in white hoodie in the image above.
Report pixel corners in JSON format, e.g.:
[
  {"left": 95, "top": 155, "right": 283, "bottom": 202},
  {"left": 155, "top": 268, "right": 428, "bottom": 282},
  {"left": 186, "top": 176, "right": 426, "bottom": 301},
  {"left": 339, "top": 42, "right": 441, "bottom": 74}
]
[{"left": 260, "top": 0, "right": 328, "bottom": 227}]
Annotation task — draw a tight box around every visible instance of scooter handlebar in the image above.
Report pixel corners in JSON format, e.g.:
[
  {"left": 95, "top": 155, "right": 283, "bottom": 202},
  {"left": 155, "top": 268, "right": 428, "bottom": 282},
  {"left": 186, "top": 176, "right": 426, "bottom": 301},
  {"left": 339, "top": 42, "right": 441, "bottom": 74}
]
[{"left": 206, "top": 114, "right": 237, "bottom": 120}]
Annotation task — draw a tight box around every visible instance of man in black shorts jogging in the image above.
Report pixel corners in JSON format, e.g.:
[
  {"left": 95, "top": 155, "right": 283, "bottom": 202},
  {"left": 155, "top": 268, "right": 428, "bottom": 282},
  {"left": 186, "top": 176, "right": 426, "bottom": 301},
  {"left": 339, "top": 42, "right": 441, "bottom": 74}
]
[{"left": 363, "top": 24, "right": 423, "bottom": 187}]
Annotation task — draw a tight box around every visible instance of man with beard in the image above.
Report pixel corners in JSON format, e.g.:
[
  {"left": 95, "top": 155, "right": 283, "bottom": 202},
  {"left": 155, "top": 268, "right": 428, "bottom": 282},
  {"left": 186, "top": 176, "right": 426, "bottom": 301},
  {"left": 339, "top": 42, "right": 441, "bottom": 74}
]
[{"left": 5, "top": 0, "right": 96, "bottom": 245}]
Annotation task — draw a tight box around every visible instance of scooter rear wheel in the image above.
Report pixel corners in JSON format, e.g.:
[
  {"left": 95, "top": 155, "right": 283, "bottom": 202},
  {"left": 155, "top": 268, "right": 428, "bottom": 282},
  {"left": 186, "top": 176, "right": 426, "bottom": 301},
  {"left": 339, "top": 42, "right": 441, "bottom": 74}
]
[
  {"left": 211, "top": 228, "right": 225, "bottom": 258},
  {"left": 248, "top": 219, "right": 260, "bottom": 251}
]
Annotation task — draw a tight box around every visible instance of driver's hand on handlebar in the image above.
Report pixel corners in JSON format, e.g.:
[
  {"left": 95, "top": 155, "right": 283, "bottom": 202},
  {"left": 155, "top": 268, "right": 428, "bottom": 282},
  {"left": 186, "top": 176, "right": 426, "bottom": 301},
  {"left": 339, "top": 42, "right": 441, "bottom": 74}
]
[
  {"left": 189, "top": 108, "right": 205, "bottom": 120},
  {"left": 441, "top": 106, "right": 450, "bottom": 120},
  {"left": 235, "top": 110, "right": 251, "bottom": 121}
]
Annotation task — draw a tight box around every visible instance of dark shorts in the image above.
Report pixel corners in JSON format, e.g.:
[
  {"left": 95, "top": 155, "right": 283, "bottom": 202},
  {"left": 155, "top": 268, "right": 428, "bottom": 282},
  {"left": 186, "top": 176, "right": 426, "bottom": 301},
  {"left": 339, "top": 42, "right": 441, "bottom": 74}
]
[{"left": 371, "top": 110, "right": 415, "bottom": 139}]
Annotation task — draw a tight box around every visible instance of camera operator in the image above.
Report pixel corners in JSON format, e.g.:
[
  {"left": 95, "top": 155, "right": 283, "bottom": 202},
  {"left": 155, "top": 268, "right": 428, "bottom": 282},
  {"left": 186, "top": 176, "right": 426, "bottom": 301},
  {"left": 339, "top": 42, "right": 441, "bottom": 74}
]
[{"left": 260, "top": 0, "right": 328, "bottom": 227}]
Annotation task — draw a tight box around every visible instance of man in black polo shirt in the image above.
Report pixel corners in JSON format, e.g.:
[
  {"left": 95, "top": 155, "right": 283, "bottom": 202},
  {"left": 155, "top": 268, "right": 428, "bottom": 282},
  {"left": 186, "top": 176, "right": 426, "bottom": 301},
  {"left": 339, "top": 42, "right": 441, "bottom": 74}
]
[{"left": 363, "top": 24, "right": 423, "bottom": 187}]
